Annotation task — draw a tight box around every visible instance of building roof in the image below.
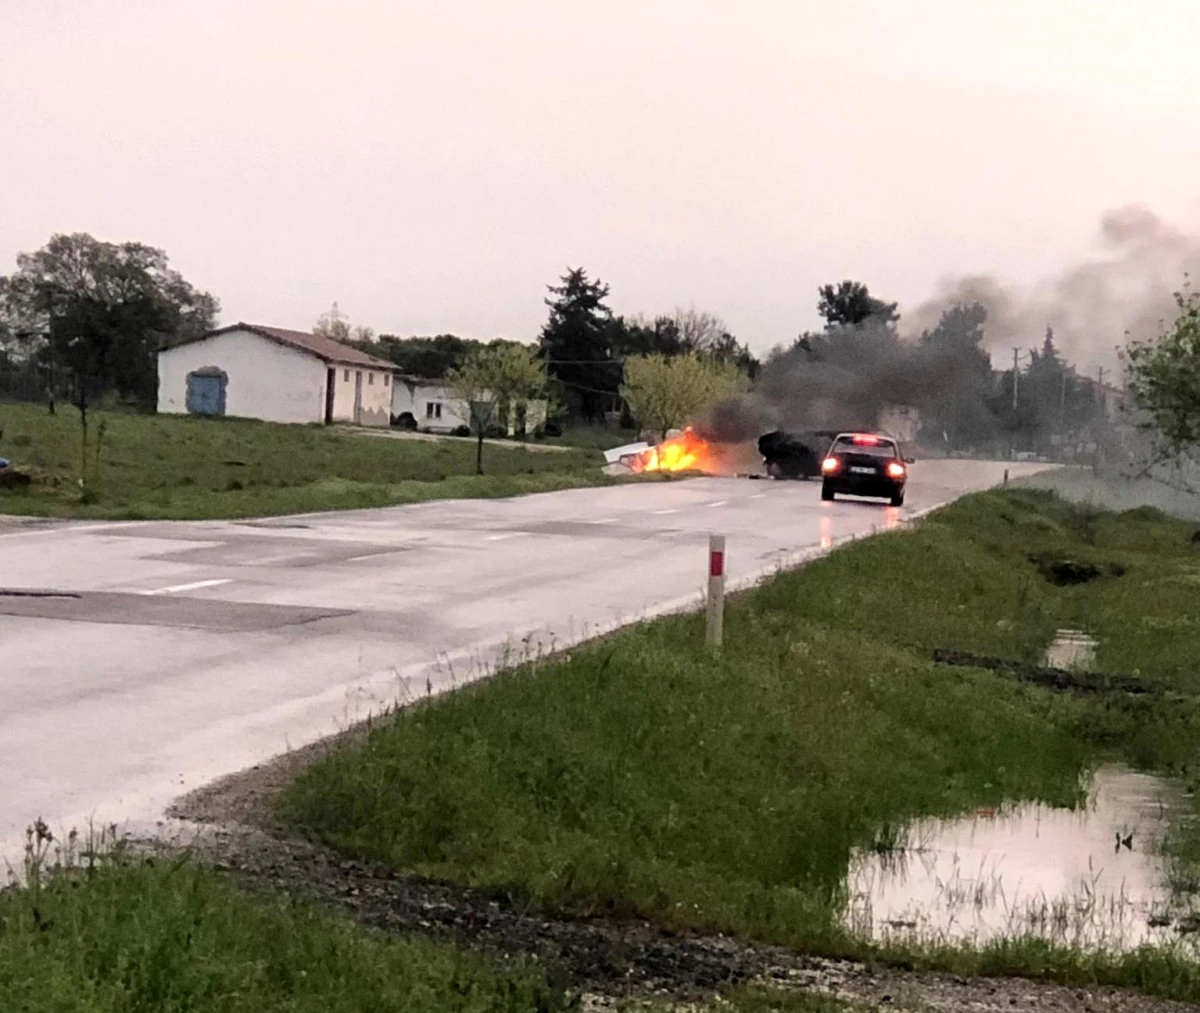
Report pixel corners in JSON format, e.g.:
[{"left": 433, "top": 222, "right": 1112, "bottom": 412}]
[{"left": 165, "top": 323, "right": 395, "bottom": 369}]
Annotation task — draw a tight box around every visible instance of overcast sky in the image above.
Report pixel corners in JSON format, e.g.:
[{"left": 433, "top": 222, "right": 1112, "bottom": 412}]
[{"left": 4, "top": 0, "right": 1200, "bottom": 356}]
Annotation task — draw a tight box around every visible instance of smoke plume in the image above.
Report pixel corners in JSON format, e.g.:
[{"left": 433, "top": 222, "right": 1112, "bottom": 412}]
[
  {"left": 695, "top": 204, "right": 1200, "bottom": 446},
  {"left": 908, "top": 204, "right": 1200, "bottom": 370}
]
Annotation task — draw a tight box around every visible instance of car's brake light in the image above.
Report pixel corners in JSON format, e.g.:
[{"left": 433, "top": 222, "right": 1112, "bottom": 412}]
[
  {"left": 887, "top": 461, "right": 906, "bottom": 478},
  {"left": 822, "top": 456, "right": 840, "bottom": 473},
  {"left": 852, "top": 434, "right": 880, "bottom": 445}
]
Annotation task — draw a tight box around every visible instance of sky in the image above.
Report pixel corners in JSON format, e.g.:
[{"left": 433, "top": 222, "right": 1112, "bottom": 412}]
[{"left": 4, "top": 0, "right": 1200, "bottom": 363}]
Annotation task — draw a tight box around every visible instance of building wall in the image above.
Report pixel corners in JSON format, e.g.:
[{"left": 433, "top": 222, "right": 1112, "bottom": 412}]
[
  {"left": 328, "top": 363, "right": 391, "bottom": 427},
  {"left": 158, "top": 329, "right": 326, "bottom": 424},
  {"left": 391, "top": 379, "right": 550, "bottom": 435},
  {"left": 391, "top": 380, "right": 469, "bottom": 432}
]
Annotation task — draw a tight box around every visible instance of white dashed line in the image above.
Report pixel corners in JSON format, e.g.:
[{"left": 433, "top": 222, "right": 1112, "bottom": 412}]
[
  {"left": 486, "top": 532, "right": 529, "bottom": 541},
  {"left": 590, "top": 518, "right": 617, "bottom": 525},
  {"left": 653, "top": 509, "right": 680, "bottom": 515},
  {"left": 139, "top": 578, "right": 231, "bottom": 596},
  {"left": 708, "top": 500, "right": 728, "bottom": 508},
  {"left": 750, "top": 493, "right": 766, "bottom": 500},
  {"left": 347, "top": 554, "right": 380, "bottom": 561}
]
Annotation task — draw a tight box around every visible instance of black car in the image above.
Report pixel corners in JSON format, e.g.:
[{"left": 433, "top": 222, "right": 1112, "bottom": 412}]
[{"left": 820, "top": 432, "right": 912, "bottom": 506}]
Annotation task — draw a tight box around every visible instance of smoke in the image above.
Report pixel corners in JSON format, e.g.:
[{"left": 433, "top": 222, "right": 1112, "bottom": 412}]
[
  {"left": 695, "top": 204, "right": 1200, "bottom": 447},
  {"left": 909, "top": 204, "right": 1200, "bottom": 370}
]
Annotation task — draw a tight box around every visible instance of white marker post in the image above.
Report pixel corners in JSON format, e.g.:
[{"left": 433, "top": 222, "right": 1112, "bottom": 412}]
[{"left": 707, "top": 534, "right": 726, "bottom": 648}]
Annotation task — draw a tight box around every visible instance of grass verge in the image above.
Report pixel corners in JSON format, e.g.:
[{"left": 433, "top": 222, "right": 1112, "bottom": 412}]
[
  {"left": 0, "top": 401, "right": 610, "bottom": 519},
  {"left": 0, "top": 830, "right": 565, "bottom": 1012},
  {"left": 280, "top": 488, "right": 1200, "bottom": 1000}
]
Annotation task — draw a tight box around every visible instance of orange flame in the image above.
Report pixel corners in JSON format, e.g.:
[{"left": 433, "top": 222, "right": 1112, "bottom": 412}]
[{"left": 629, "top": 428, "right": 712, "bottom": 474}]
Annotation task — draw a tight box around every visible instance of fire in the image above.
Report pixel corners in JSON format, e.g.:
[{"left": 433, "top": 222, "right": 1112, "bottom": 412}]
[{"left": 630, "top": 428, "right": 711, "bottom": 474}]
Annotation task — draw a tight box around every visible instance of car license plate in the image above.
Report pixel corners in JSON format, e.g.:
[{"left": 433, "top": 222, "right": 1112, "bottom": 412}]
[{"left": 850, "top": 466, "right": 875, "bottom": 474}]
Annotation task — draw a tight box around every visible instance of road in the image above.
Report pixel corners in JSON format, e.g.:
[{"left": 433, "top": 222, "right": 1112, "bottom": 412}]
[{"left": 0, "top": 460, "right": 1052, "bottom": 862}]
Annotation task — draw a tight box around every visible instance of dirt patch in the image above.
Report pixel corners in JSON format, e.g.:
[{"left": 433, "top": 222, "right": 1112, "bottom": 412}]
[{"left": 164, "top": 739, "right": 1193, "bottom": 1012}]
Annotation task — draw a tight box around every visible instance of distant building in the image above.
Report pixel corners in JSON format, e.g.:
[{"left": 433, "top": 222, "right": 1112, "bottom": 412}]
[
  {"left": 390, "top": 375, "right": 548, "bottom": 436},
  {"left": 157, "top": 323, "right": 394, "bottom": 426}
]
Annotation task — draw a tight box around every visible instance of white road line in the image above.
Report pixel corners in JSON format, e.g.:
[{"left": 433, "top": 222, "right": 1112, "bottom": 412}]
[
  {"left": 708, "top": 500, "right": 728, "bottom": 508},
  {"left": 750, "top": 493, "right": 766, "bottom": 500},
  {"left": 590, "top": 518, "right": 617, "bottom": 525},
  {"left": 139, "top": 579, "right": 231, "bottom": 596},
  {"left": 653, "top": 509, "right": 680, "bottom": 515},
  {"left": 486, "top": 532, "right": 529, "bottom": 541},
  {"left": 347, "top": 554, "right": 380, "bottom": 561}
]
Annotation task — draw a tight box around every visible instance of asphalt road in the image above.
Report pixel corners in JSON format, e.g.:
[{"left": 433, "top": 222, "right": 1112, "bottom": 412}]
[{"left": 0, "top": 460, "right": 1053, "bottom": 863}]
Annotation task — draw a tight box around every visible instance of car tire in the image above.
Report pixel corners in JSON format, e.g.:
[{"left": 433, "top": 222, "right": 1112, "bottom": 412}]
[
  {"left": 890, "top": 489, "right": 905, "bottom": 507},
  {"left": 821, "top": 483, "right": 835, "bottom": 502}
]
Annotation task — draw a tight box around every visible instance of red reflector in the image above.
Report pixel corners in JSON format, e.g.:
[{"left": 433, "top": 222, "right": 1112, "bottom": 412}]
[{"left": 709, "top": 551, "right": 724, "bottom": 577}]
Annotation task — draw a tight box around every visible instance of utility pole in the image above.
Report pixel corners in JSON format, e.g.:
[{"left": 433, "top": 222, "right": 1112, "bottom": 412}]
[{"left": 1011, "top": 348, "right": 1020, "bottom": 411}]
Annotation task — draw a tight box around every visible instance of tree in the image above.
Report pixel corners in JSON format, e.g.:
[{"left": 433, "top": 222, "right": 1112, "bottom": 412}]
[
  {"left": 313, "top": 314, "right": 351, "bottom": 343},
  {"left": 817, "top": 280, "right": 899, "bottom": 329},
  {"left": 538, "top": 267, "right": 620, "bottom": 423},
  {"left": 620, "top": 353, "right": 749, "bottom": 440},
  {"left": 374, "top": 334, "right": 477, "bottom": 377},
  {"left": 1, "top": 234, "right": 217, "bottom": 411},
  {"left": 1127, "top": 287, "right": 1200, "bottom": 452},
  {"left": 447, "top": 343, "right": 548, "bottom": 473}
]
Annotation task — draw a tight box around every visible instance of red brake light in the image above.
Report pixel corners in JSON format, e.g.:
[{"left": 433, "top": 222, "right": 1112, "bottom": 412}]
[
  {"left": 852, "top": 434, "right": 880, "bottom": 445},
  {"left": 822, "top": 456, "right": 840, "bottom": 473},
  {"left": 887, "top": 461, "right": 906, "bottom": 478}
]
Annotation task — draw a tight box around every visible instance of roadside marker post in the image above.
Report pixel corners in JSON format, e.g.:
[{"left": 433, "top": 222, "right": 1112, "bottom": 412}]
[
  {"left": 1003, "top": 468, "right": 1009, "bottom": 485},
  {"left": 707, "top": 534, "right": 726, "bottom": 648}
]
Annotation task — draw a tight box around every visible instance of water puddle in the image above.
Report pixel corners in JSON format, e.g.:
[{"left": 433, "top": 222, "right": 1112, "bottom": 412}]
[
  {"left": 1045, "top": 629, "right": 1098, "bottom": 670},
  {"left": 845, "top": 766, "right": 1196, "bottom": 950}
]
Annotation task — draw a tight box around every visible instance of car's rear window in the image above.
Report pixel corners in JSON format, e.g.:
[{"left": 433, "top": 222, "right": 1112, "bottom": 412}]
[{"left": 832, "top": 436, "right": 898, "bottom": 458}]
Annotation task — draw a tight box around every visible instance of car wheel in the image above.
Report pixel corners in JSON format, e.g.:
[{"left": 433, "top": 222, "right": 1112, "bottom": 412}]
[
  {"left": 890, "top": 489, "right": 905, "bottom": 507},
  {"left": 821, "top": 482, "right": 835, "bottom": 501}
]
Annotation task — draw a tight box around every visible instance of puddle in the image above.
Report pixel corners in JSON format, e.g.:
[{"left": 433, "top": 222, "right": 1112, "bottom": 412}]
[
  {"left": 1045, "top": 628, "right": 1098, "bottom": 670},
  {"left": 845, "top": 765, "right": 1197, "bottom": 950}
]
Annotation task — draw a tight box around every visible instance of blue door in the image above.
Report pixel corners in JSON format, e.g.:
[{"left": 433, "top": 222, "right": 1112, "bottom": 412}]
[{"left": 186, "top": 372, "right": 226, "bottom": 415}]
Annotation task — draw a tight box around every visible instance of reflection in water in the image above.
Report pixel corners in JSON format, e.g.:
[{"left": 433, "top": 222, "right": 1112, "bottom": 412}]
[
  {"left": 846, "top": 766, "right": 1194, "bottom": 950},
  {"left": 1045, "top": 629, "right": 1098, "bottom": 670}
]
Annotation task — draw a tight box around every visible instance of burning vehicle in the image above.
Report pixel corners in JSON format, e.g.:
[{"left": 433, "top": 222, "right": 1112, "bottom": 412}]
[{"left": 757, "top": 430, "right": 841, "bottom": 480}]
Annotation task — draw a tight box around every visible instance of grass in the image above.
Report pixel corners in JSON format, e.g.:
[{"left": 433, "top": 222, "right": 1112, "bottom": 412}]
[
  {"left": 0, "top": 400, "right": 610, "bottom": 519},
  {"left": 0, "top": 828, "right": 566, "bottom": 1013},
  {"left": 280, "top": 488, "right": 1200, "bottom": 1000}
]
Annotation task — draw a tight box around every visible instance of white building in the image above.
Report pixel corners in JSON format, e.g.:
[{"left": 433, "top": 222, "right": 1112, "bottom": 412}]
[
  {"left": 391, "top": 375, "right": 549, "bottom": 436},
  {"left": 158, "top": 323, "right": 394, "bottom": 427}
]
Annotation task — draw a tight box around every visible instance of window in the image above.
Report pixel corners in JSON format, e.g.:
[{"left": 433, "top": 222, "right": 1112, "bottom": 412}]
[
  {"left": 368, "top": 373, "right": 374, "bottom": 385},
  {"left": 383, "top": 374, "right": 389, "bottom": 386},
  {"left": 343, "top": 369, "right": 350, "bottom": 382},
  {"left": 426, "top": 402, "right": 443, "bottom": 419}
]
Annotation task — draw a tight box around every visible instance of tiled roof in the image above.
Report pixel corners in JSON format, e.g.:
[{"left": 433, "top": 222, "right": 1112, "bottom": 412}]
[{"left": 166, "top": 323, "right": 396, "bottom": 369}]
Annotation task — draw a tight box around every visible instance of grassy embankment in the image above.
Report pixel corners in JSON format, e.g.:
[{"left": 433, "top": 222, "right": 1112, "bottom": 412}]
[
  {"left": 0, "top": 831, "right": 565, "bottom": 1013},
  {"left": 280, "top": 489, "right": 1200, "bottom": 1000},
  {"left": 0, "top": 400, "right": 613, "bottom": 520}
]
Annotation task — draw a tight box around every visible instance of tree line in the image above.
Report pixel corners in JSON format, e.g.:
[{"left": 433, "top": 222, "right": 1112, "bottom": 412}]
[{"left": 4, "top": 231, "right": 1200, "bottom": 470}]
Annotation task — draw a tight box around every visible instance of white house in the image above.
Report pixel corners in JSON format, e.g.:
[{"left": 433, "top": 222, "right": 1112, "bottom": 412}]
[
  {"left": 158, "top": 323, "right": 394, "bottom": 427},
  {"left": 391, "top": 375, "right": 549, "bottom": 436}
]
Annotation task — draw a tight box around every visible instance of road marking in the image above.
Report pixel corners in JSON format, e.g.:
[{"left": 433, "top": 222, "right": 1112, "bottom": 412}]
[
  {"left": 486, "top": 532, "right": 529, "bottom": 541},
  {"left": 707, "top": 500, "right": 728, "bottom": 508},
  {"left": 139, "top": 579, "right": 231, "bottom": 596},
  {"left": 653, "top": 509, "right": 680, "bottom": 515},
  {"left": 590, "top": 518, "right": 617, "bottom": 525},
  {"left": 750, "top": 493, "right": 766, "bottom": 500},
  {"left": 347, "top": 554, "right": 380, "bottom": 561}
]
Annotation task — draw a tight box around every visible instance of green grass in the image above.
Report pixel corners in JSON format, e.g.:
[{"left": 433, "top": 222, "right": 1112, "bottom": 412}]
[
  {"left": 0, "top": 401, "right": 609, "bottom": 519},
  {"left": 280, "top": 488, "right": 1200, "bottom": 1000},
  {"left": 0, "top": 835, "right": 565, "bottom": 1013}
]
